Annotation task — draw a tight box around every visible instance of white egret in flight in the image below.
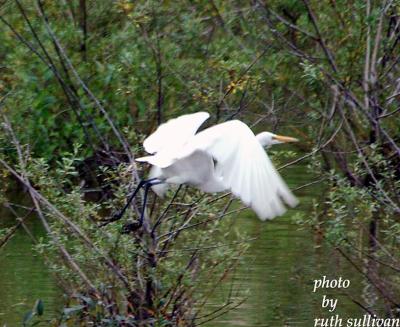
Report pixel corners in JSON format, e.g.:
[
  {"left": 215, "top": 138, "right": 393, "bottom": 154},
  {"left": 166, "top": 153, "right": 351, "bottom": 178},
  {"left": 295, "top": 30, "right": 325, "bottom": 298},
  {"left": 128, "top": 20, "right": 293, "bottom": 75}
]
[{"left": 103, "top": 112, "right": 298, "bottom": 227}]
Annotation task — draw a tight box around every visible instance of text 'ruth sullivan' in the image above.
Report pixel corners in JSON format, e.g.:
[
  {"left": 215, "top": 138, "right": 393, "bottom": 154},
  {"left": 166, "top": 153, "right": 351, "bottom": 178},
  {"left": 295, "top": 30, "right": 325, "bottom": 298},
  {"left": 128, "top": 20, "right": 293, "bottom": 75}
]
[{"left": 314, "top": 314, "right": 400, "bottom": 327}]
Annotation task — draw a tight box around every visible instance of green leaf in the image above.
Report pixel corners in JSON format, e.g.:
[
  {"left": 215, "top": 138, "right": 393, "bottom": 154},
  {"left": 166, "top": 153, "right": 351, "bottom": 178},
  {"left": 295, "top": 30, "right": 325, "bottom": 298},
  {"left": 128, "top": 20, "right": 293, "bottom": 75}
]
[{"left": 34, "top": 299, "right": 44, "bottom": 316}]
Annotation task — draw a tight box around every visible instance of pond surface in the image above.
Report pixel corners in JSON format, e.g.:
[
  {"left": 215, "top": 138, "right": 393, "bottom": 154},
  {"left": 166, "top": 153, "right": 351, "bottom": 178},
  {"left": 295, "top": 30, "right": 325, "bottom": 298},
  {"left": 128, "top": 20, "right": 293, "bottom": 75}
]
[
  {"left": 204, "top": 163, "right": 365, "bottom": 326},
  {"left": 0, "top": 163, "right": 368, "bottom": 326},
  {"left": 0, "top": 200, "right": 63, "bottom": 325}
]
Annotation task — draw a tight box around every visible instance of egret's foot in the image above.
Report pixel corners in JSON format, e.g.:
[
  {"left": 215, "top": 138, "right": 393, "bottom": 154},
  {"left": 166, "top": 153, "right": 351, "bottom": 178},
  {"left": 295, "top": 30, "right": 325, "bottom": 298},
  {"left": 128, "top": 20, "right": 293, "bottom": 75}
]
[
  {"left": 110, "top": 211, "right": 123, "bottom": 221},
  {"left": 99, "top": 211, "right": 123, "bottom": 227},
  {"left": 121, "top": 221, "right": 142, "bottom": 234}
]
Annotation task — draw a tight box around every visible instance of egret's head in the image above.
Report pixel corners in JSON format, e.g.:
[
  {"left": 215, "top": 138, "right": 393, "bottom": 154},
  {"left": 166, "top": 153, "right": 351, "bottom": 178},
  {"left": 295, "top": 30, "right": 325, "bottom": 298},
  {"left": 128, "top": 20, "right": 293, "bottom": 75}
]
[{"left": 256, "top": 132, "right": 299, "bottom": 148}]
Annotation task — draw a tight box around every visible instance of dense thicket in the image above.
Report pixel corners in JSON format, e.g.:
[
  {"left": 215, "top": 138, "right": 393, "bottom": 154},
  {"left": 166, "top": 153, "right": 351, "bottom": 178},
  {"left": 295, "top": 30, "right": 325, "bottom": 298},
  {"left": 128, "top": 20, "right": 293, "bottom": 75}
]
[{"left": 0, "top": 0, "right": 399, "bottom": 325}]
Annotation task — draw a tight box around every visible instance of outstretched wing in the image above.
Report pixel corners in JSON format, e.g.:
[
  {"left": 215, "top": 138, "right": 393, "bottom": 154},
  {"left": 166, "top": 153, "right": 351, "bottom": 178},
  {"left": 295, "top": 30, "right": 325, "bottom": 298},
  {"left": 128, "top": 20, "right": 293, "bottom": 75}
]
[
  {"left": 186, "top": 120, "right": 298, "bottom": 220},
  {"left": 143, "top": 112, "right": 210, "bottom": 154}
]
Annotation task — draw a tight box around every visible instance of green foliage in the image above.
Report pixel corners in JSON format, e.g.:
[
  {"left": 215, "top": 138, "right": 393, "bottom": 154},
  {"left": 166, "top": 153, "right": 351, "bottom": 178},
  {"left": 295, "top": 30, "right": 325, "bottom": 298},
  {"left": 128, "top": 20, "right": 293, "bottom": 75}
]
[
  {"left": 0, "top": 0, "right": 399, "bottom": 324},
  {"left": 16, "top": 147, "right": 247, "bottom": 325},
  {"left": 22, "top": 299, "right": 44, "bottom": 327}
]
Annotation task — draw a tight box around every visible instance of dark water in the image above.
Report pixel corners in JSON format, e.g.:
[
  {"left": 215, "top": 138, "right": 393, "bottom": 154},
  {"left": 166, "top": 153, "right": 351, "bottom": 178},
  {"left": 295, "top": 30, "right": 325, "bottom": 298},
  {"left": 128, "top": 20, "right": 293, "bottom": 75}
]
[
  {"left": 0, "top": 203, "right": 62, "bottom": 325},
  {"left": 205, "top": 164, "right": 365, "bottom": 326},
  {"left": 0, "top": 164, "right": 367, "bottom": 326}
]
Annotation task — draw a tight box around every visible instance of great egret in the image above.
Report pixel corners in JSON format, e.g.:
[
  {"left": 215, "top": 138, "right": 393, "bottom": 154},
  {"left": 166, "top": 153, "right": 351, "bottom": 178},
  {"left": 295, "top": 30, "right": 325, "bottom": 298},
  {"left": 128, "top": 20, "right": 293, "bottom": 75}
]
[{"left": 103, "top": 112, "right": 298, "bottom": 227}]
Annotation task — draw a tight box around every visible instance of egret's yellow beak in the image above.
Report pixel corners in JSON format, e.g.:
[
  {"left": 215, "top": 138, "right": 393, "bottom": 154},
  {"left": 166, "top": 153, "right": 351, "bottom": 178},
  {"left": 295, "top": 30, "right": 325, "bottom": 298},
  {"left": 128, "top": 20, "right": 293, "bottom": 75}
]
[{"left": 272, "top": 135, "right": 299, "bottom": 143}]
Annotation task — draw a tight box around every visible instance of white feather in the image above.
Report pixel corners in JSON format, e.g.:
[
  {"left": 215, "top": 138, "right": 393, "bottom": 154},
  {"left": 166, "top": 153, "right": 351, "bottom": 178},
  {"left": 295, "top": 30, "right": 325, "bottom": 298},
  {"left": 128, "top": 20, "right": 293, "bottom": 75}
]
[
  {"left": 148, "top": 166, "right": 169, "bottom": 197},
  {"left": 137, "top": 113, "right": 298, "bottom": 221},
  {"left": 143, "top": 112, "right": 210, "bottom": 154},
  {"left": 197, "top": 120, "right": 297, "bottom": 220}
]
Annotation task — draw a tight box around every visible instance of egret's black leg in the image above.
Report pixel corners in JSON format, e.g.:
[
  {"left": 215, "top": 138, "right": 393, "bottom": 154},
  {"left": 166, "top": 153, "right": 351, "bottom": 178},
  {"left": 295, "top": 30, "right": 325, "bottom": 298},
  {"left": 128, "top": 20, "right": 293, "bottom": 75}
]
[
  {"left": 121, "top": 179, "right": 164, "bottom": 233},
  {"left": 137, "top": 180, "right": 164, "bottom": 227},
  {"left": 100, "top": 178, "right": 158, "bottom": 227}
]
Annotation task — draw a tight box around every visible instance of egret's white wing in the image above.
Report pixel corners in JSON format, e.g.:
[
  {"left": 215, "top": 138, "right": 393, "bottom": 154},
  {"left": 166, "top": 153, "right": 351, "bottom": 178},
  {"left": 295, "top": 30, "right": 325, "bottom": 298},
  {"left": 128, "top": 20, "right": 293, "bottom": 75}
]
[
  {"left": 185, "top": 120, "right": 298, "bottom": 220},
  {"left": 143, "top": 112, "right": 210, "bottom": 154}
]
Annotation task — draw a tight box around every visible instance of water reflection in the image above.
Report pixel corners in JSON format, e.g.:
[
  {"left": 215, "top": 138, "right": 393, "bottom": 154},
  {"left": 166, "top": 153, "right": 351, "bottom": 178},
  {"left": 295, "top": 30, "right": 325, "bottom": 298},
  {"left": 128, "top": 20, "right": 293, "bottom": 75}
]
[
  {"left": 206, "top": 165, "right": 364, "bottom": 326},
  {"left": 0, "top": 203, "right": 62, "bottom": 325}
]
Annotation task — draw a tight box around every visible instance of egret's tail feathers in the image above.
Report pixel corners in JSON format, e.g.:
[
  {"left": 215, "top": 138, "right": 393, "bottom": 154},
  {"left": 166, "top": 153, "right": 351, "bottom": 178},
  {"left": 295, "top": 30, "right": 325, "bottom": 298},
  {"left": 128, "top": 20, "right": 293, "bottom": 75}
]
[
  {"left": 136, "top": 155, "right": 174, "bottom": 168},
  {"left": 136, "top": 156, "right": 152, "bottom": 163},
  {"left": 148, "top": 166, "right": 169, "bottom": 197},
  {"left": 151, "top": 183, "right": 169, "bottom": 197}
]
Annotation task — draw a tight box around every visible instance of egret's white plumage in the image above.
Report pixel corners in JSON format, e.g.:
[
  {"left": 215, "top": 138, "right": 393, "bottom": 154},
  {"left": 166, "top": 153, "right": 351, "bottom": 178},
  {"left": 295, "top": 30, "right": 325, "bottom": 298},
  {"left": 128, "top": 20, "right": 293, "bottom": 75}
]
[{"left": 137, "top": 112, "right": 298, "bottom": 220}]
